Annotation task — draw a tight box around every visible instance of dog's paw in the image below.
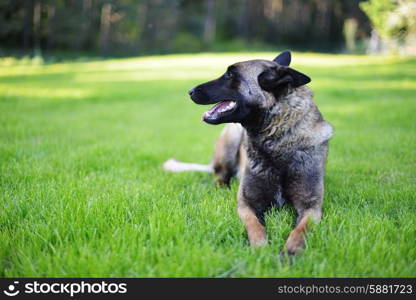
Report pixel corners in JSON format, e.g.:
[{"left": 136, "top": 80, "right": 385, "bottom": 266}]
[{"left": 283, "top": 232, "right": 305, "bottom": 256}]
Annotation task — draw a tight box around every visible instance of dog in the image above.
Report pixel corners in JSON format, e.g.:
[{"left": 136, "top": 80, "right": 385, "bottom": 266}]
[{"left": 163, "top": 51, "right": 333, "bottom": 255}]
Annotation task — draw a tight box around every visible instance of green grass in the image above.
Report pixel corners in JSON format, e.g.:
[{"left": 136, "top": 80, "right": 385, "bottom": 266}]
[{"left": 0, "top": 52, "right": 415, "bottom": 277}]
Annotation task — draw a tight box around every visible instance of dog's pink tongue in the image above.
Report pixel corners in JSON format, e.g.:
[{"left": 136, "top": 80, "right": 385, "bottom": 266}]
[{"left": 202, "top": 101, "right": 232, "bottom": 121}]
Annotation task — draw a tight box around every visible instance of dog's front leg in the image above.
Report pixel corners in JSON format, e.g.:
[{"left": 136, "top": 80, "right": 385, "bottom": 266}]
[
  {"left": 283, "top": 148, "right": 326, "bottom": 255},
  {"left": 284, "top": 206, "right": 322, "bottom": 255},
  {"left": 237, "top": 201, "right": 267, "bottom": 247},
  {"left": 237, "top": 169, "right": 270, "bottom": 247}
]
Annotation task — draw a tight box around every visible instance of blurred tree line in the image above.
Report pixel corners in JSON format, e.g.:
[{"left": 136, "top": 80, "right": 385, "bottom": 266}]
[
  {"left": 0, "top": 0, "right": 372, "bottom": 57},
  {"left": 361, "top": 0, "right": 416, "bottom": 54}
]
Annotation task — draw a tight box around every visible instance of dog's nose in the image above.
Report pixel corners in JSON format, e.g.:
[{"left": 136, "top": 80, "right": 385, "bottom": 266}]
[{"left": 188, "top": 88, "right": 195, "bottom": 96}]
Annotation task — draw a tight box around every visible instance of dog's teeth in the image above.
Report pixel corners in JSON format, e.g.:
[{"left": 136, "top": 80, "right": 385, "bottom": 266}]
[
  {"left": 218, "top": 102, "right": 234, "bottom": 113},
  {"left": 204, "top": 101, "right": 236, "bottom": 119}
]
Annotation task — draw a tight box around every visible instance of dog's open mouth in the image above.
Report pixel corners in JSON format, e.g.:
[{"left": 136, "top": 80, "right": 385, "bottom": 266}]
[{"left": 202, "top": 100, "right": 237, "bottom": 121}]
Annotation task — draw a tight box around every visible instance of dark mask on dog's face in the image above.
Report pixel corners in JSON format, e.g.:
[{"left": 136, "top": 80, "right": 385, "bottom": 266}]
[{"left": 188, "top": 51, "right": 311, "bottom": 125}]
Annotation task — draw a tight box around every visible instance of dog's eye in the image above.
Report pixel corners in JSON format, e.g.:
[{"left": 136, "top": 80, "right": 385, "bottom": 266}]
[{"left": 224, "top": 71, "right": 234, "bottom": 79}]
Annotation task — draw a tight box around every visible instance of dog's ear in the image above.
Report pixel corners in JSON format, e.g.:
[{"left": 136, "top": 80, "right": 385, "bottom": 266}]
[
  {"left": 258, "top": 66, "right": 311, "bottom": 91},
  {"left": 286, "top": 68, "right": 311, "bottom": 87},
  {"left": 273, "top": 50, "right": 291, "bottom": 66}
]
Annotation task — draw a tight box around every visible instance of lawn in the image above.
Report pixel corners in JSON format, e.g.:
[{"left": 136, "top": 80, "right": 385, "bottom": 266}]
[{"left": 0, "top": 52, "right": 415, "bottom": 277}]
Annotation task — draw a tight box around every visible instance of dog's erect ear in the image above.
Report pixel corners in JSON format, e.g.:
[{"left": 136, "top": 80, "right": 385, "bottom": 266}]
[
  {"left": 273, "top": 50, "right": 291, "bottom": 66},
  {"left": 258, "top": 66, "right": 311, "bottom": 91},
  {"left": 286, "top": 68, "right": 311, "bottom": 87}
]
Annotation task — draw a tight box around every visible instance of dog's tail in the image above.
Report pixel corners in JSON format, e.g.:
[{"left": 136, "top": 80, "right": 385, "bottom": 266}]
[{"left": 162, "top": 158, "right": 212, "bottom": 173}]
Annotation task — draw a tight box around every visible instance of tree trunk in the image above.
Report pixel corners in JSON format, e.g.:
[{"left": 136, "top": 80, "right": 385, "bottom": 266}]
[
  {"left": 137, "top": 0, "right": 148, "bottom": 51},
  {"left": 77, "top": 0, "right": 93, "bottom": 51},
  {"left": 22, "top": 0, "right": 34, "bottom": 54},
  {"left": 315, "top": 0, "right": 332, "bottom": 40},
  {"left": 100, "top": 3, "right": 112, "bottom": 56},
  {"left": 33, "top": 0, "right": 42, "bottom": 56},
  {"left": 203, "top": 0, "right": 216, "bottom": 45},
  {"left": 239, "top": 0, "right": 249, "bottom": 41},
  {"left": 45, "top": 4, "right": 55, "bottom": 54}
]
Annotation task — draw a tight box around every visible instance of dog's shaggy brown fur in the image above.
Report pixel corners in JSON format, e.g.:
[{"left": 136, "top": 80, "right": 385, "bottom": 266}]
[{"left": 164, "top": 51, "right": 333, "bottom": 255}]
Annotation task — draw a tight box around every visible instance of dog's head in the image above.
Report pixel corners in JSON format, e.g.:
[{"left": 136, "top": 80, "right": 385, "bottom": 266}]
[{"left": 188, "top": 51, "right": 311, "bottom": 125}]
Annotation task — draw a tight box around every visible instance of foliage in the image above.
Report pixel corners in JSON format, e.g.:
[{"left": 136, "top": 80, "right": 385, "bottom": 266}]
[
  {"left": 360, "top": 0, "right": 395, "bottom": 38},
  {"left": 361, "top": 0, "right": 416, "bottom": 41},
  {"left": 0, "top": 0, "right": 370, "bottom": 56},
  {"left": 0, "top": 53, "right": 415, "bottom": 277}
]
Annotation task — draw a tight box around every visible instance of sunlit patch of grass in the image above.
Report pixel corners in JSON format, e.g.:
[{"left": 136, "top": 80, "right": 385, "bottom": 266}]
[
  {"left": 0, "top": 52, "right": 409, "bottom": 78},
  {"left": 0, "top": 52, "right": 415, "bottom": 277},
  {"left": 0, "top": 85, "right": 92, "bottom": 100}
]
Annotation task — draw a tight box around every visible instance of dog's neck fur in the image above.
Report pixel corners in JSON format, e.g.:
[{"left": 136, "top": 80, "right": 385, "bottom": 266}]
[{"left": 243, "top": 86, "right": 332, "bottom": 164}]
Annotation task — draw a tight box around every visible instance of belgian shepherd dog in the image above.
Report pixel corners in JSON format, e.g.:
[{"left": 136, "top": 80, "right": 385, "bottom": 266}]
[{"left": 164, "top": 51, "right": 333, "bottom": 255}]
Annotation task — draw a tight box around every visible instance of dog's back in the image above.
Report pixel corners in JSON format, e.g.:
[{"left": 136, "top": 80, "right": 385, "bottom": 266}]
[{"left": 212, "top": 123, "right": 244, "bottom": 185}]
